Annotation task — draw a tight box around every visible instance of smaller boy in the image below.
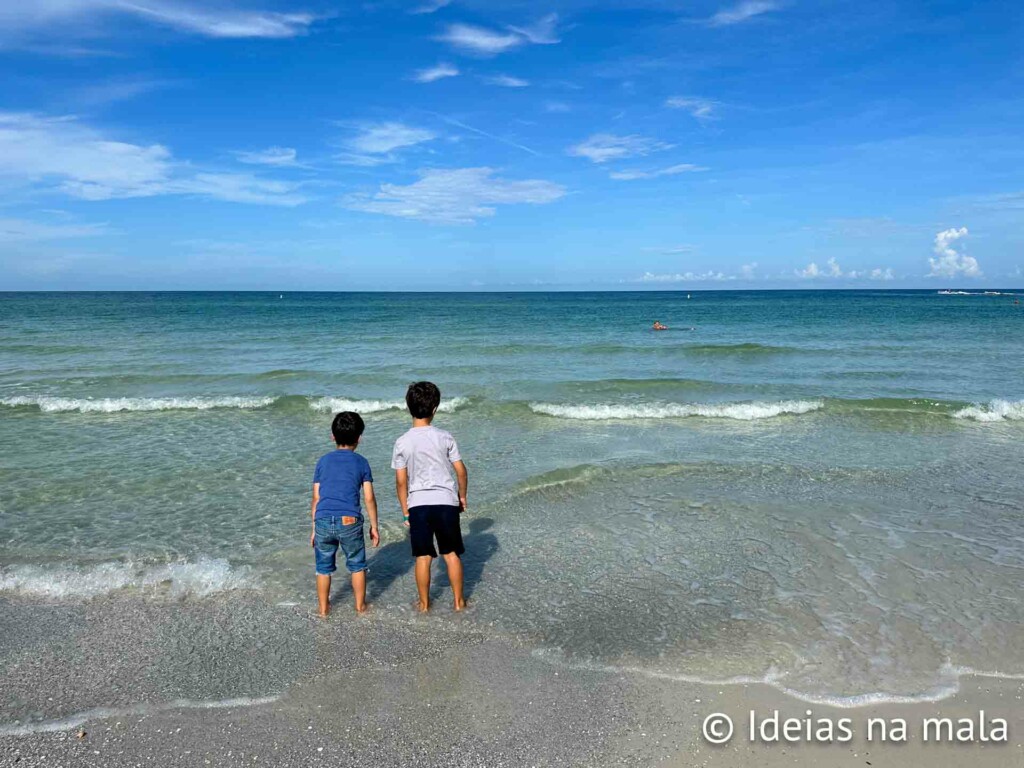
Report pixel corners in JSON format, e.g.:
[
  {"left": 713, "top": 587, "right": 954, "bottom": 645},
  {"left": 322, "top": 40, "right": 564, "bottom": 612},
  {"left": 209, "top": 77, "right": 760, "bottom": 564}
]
[
  {"left": 311, "top": 411, "right": 380, "bottom": 616},
  {"left": 392, "top": 381, "right": 469, "bottom": 613}
]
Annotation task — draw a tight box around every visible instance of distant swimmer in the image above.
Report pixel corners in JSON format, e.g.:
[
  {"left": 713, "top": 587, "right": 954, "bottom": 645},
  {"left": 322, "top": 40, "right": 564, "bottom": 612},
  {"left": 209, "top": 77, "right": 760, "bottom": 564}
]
[{"left": 652, "top": 321, "right": 669, "bottom": 331}]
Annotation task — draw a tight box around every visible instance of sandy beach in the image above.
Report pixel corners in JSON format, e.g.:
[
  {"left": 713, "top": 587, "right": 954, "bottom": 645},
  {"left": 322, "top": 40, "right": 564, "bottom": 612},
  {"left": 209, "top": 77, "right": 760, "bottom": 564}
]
[{"left": 2, "top": 592, "right": 1020, "bottom": 767}]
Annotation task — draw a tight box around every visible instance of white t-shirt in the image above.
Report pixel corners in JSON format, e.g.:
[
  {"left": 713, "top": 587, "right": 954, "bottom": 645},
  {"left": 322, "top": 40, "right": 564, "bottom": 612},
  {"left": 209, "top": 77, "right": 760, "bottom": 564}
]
[{"left": 391, "top": 425, "right": 462, "bottom": 508}]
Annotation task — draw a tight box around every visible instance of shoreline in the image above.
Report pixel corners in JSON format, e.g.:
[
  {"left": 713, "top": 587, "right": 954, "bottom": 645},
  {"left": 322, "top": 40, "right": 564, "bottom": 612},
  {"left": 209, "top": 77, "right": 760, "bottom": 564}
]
[{"left": 2, "top": 593, "right": 1020, "bottom": 767}]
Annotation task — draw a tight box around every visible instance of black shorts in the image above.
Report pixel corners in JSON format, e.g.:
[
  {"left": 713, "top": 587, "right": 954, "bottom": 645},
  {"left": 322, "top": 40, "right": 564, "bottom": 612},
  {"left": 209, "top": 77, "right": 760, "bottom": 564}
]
[{"left": 409, "top": 505, "right": 464, "bottom": 559}]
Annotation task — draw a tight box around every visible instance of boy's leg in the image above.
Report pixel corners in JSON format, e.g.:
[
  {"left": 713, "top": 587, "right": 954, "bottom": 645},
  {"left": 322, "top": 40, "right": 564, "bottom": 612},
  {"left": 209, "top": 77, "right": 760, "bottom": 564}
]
[
  {"left": 441, "top": 552, "right": 465, "bottom": 611},
  {"left": 436, "top": 506, "right": 467, "bottom": 610},
  {"left": 350, "top": 570, "right": 367, "bottom": 612},
  {"left": 414, "top": 556, "right": 432, "bottom": 612},
  {"left": 338, "top": 518, "right": 368, "bottom": 613},
  {"left": 316, "top": 574, "right": 331, "bottom": 616},
  {"left": 408, "top": 507, "right": 437, "bottom": 612},
  {"left": 313, "top": 519, "right": 339, "bottom": 617}
]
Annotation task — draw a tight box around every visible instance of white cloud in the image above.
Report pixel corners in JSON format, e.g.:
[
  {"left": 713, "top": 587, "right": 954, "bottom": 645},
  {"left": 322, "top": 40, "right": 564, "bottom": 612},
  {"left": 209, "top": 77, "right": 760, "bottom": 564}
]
[
  {"left": 483, "top": 74, "right": 530, "bottom": 88},
  {"left": 344, "top": 167, "right": 565, "bottom": 224},
  {"left": 410, "top": 0, "right": 451, "bottom": 14},
  {"left": 436, "top": 23, "right": 524, "bottom": 55},
  {"left": 640, "top": 271, "right": 733, "bottom": 283},
  {"left": 0, "top": 113, "right": 305, "bottom": 206},
  {"left": 0, "top": 217, "right": 108, "bottom": 242},
  {"left": 568, "top": 133, "right": 671, "bottom": 164},
  {"left": 0, "top": 1, "right": 317, "bottom": 40},
  {"left": 545, "top": 101, "right": 571, "bottom": 113},
  {"left": 708, "top": 1, "right": 778, "bottom": 26},
  {"left": 508, "top": 13, "right": 560, "bottom": 45},
  {"left": 412, "top": 62, "right": 459, "bottom": 83},
  {"left": 797, "top": 257, "right": 896, "bottom": 280},
  {"left": 436, "top": 15, "right": 561, "bottom": 56},
  {"left": 337, "top": 122, "right": 437, "bottom": 165},
  {"left": 928, "top": 226, "right": 981, "bottom": 278},
  {"left": 740, "top": 262, "right": 757, "bottom": 279},
  {"left": 665, "top": 96, "right": 715, "bottom": 120},
  {"left": 610, "top": 163, "right": 707, "bottom": 181},
  {"left": 233, "top": 146, "right": 297, "bottom": 166}
]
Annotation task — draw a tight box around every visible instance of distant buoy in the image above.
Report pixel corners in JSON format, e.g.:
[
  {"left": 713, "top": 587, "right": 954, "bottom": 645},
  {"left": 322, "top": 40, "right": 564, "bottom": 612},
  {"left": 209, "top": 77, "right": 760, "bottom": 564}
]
[{"left": 687, "top": 294, "right": 691, "bottom": 299}]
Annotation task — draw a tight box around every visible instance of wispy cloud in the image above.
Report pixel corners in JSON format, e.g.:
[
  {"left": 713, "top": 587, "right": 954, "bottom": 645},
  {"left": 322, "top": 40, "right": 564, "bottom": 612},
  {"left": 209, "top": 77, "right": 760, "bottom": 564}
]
[
  {"left": 483, "top": 74, "right": 530, "bottom": 88},
  {"left": 409, "top": 0, "right": 451, "bottom": 14},
  {"left": 643, "top": 245, "right": 696, "bottom": 255},
  {"left": 545, "top": 101, "right": 571, "bottom": 114},
  {"left": 568, "top": 133, "right": 672, "bottom": 164},
  {"left": 639, "top": 271, "right": 733, "bottom": 282},
  {"left": 436, "top": 23, "right": 523, "bottom": 55},
  {"left": 436, "top": 15, "right": 561, "bottom": 56},
  {"left": 508, "top": 13, "right": 560, "bottom": 45},
  {"left": 344, "top": 167, "right": 565, "bottom": 224},
  {"left": 665, "top": 96, "right": 715, "bottom": 120},
  {"left": 740, "top": 262, "right": 757, "bottom": 279},
  {"left": 610, "top": 163, "right": 707, "bottom": 181},
  {"left": 336, "top": 122, "right": 436, "bottom": 165},
  {"left": 233, "top": 146, "right": 298, "bottom": 166},
  {"left": 71, "top": 76, "right": 177, "bottom": 107},
  {"left": 708, "top": 1, "right": 778, "bottom": 26},
  {"left": 0, "top": 217, "right": 108, "bottom": 243},
  {"left": 411, "top": 62, "right": 459, "bottom": 83},
  {"left": 434, "top": 114, "right": 539, "bottom": 156},
  {"left": 0, "top": 1, "right": 318, "bottom": 41},
  {"left": 0, "top": 113, "right": 306, "bottom": 205},
  {"left": 928, "top": 227, "right": 981, "bottom": 277}
]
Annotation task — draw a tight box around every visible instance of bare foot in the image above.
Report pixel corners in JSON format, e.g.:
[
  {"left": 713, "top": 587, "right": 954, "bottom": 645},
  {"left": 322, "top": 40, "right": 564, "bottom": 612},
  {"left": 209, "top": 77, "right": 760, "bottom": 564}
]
[
  {"left": 454, "top": 598, "right": 467, "bottom": 612},
  {"left": 317, "top": 607, "right": 330, "bottom": 618},
  {"left": 355, "top": 603, "right": 367, "bottom": 614},
  {"left": 416, "top": 600, "right": 430, "bottom": 613}
]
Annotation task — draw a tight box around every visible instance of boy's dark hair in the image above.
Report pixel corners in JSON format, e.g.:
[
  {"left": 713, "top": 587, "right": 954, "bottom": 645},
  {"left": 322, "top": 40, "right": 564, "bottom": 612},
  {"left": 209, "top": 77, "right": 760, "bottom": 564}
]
[
  {"left": 406, "top": 381, "right": 441, "bottom": 419},
  {"left": 331, "top": 411, "right": 365, "bottom": 446}
]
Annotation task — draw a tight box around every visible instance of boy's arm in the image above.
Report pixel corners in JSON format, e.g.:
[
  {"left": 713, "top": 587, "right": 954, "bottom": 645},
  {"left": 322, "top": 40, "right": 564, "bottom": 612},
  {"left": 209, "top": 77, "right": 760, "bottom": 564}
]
[
  {"left": 362, "top": 481, "right": 380, "bottom": 547},
  {"left": 310, "top": 482, "right": 320, "bottom": 546},
  {"left": 395, "top": 467, "right": 410, "bottom": 526},
  {"left": 453, "top": 460, "right": 468, "bottom": 512}
]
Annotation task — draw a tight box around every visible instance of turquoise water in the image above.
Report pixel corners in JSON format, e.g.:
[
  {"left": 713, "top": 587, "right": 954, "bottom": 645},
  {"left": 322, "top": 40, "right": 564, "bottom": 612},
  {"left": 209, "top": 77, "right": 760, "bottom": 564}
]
[{"left": 1, "top": 290, "right": 1022, "bottom": 702}]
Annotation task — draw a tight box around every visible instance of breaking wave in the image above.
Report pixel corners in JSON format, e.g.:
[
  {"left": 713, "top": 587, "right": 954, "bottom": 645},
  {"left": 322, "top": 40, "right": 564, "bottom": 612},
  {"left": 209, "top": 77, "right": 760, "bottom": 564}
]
[
  {"left": 952, "top": 399, "right": 1024, "bottom": 422},
  {"left": 0, "top": 557, "right": 257, "bottom": 599},
  {"left": 310, "top": 395, "right": 469, "bottom": 414},
  {"left": 529, "top": 399, "right": 824, "bottom": 421},
  {"left": 0, "top": 395, "right": 275, "bottom": 413}
]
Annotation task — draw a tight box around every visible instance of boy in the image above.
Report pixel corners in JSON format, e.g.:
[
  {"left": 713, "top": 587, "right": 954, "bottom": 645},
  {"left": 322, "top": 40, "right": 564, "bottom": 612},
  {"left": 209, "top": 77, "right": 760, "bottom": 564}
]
[
  {"left": 392, "top": 381, "right": 469, "bottom": 612},
  {"left": 311, "top": 411, "right": 380, "bottom": 616}
]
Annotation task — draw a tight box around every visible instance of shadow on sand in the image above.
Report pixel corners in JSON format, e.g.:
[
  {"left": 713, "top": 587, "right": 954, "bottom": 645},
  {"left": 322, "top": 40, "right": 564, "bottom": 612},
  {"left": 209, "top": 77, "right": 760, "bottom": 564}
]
[{"left": 340, "top": 517, "right": 499, "bottom": 605}]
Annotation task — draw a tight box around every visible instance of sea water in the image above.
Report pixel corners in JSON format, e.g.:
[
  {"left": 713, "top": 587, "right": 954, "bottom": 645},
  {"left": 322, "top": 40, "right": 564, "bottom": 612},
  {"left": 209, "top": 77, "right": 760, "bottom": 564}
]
[{"left": 1, "top": 290, "right": 1022, "bottom": 703}]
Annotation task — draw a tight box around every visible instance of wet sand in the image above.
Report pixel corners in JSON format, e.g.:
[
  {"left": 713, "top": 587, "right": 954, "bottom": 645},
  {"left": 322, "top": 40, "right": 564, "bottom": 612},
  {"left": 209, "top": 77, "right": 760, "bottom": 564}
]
[{"left": 1, "top": 594, "right": 1021, "bottom": 767}]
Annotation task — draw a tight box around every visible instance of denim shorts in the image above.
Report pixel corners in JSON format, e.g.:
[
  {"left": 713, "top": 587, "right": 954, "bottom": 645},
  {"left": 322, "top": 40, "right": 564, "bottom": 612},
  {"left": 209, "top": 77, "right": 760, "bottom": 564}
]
[{"left": 314, "top": 516, "right": 367, "bottom": 575}]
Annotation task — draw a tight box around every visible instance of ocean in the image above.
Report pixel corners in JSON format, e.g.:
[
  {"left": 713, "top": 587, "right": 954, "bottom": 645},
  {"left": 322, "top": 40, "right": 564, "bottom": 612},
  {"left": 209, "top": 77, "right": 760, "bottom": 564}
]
[{"left": 1, "top": 290, "right": 1022, "bottom": 707}]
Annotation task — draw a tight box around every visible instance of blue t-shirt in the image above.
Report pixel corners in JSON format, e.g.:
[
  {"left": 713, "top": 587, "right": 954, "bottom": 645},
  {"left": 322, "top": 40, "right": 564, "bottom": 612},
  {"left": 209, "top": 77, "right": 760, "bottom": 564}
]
[{"left": 313, "top": 450, "right": 373, "bottom": 520}]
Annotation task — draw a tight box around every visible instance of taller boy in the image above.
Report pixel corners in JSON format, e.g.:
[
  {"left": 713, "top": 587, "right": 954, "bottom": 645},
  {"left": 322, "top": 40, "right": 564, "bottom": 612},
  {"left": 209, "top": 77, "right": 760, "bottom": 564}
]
[{"left": 392, "top": 381, "right": 469, "bottom": 612}]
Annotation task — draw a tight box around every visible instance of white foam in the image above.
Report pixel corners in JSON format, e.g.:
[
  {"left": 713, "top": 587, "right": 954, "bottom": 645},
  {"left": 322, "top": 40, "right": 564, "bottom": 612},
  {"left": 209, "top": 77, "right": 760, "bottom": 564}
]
[
  {"left": 528, "top": 399, "right": 824, "bottom": 421},
  {"left": 0, "top": 557, "right": 257, "bottom": 599},
  {"left": 532, "top": 650, "right": 991, "bottom": 709},
  {"left": 0, "top": 695, "right": 280, "bottom": 737},
  {"left": 952, "top": 398, "right": 1024, "bottom": 422},
  {"left": 311, "top": 395, "right": 469, "bottom": 414},
  {"left": 0, "top": 395, "right": 275, "bottom": 413}
]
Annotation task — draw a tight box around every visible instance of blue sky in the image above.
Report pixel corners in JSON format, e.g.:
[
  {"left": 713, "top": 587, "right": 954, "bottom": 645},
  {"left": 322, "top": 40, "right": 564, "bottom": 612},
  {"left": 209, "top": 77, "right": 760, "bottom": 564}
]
[{"left": 1, "top": 0, "right": 1022, "bottom": 290}]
